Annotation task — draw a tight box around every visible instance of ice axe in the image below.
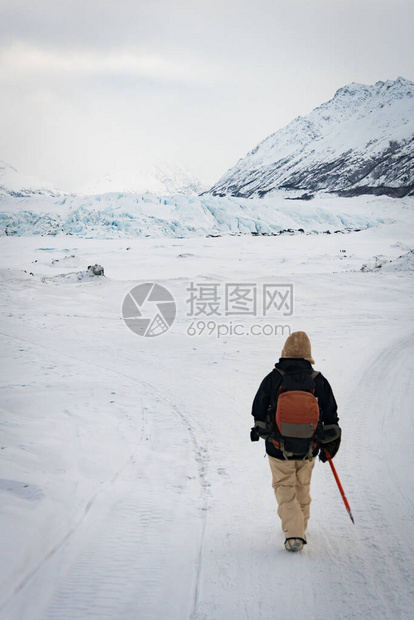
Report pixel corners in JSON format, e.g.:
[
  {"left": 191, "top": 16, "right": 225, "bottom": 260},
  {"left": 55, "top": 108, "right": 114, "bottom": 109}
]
[{"left": 324, "top": 449, "right": 355, "bottom": 524}]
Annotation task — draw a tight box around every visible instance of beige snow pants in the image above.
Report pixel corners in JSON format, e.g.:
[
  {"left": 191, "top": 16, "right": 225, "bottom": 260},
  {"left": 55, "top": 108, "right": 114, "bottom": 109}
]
[{"left": 268, "top": 455, "right": 315, "bottom": 542}]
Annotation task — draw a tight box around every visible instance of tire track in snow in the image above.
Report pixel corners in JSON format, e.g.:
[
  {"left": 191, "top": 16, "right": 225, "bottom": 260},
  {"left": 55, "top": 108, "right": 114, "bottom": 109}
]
[
  {"left": 41, "top": 395, "right": 199, "bottom": 620},
  {"left": 53, "top": 347, "right": 211, "bottom": 620},
  {"left": 95, "top": 366, "right": 211, "bottom": 620}
]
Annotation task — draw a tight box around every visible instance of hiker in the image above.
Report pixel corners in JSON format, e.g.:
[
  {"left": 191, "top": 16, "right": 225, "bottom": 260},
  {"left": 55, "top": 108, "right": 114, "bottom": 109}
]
[{"left": 251, "top": 331, "right": 341, "bottom": 552}]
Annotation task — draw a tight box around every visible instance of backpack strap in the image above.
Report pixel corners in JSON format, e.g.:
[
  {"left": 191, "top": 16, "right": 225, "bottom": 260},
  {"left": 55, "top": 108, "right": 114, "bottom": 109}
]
[
  {"left": 275, "top": 368, "right": 319, "bottom": 394},
  {"left": 310, "top": 371, "right": 320, "bottom": 395},
  {"left": 275, "top": 368, "right": 285, "bottom": 392},
  {"left": 310, "top": 371, "right": 324, "bottom": 441}
]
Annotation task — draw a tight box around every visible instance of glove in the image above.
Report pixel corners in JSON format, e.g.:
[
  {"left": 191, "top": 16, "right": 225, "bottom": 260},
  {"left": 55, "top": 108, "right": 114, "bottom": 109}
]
[
  {"left": 254, "top": 420, "right": 269, "bottom": 439},
  {"left": 319, "top": 436, "right": 341, "bottom": 462},
  {"left": 319, "top": 424, "right": 341, "bottom": 461},
  {"left": 250, "top": 427, "right": 260, "bottom": 442}
]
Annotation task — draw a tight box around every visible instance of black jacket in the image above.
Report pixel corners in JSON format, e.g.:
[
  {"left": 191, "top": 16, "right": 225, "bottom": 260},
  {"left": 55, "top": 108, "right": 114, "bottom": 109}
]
[{"left": 251, "top": 358, "right": 339, "bottom": 459}]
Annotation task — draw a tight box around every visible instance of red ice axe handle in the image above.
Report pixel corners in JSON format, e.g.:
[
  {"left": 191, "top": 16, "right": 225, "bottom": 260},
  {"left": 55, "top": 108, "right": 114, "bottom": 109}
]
[{"left": 325, "top": 449, "right": 355, "bottom": 524}]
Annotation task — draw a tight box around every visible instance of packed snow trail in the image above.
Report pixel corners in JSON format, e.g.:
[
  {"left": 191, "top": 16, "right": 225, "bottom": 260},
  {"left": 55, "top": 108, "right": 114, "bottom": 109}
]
[
  {"left": 0, "top": 233, "right": 413, "bottom": 619},
  {"left": 40, "top": 393, "right": 207, "bottom": 620}
]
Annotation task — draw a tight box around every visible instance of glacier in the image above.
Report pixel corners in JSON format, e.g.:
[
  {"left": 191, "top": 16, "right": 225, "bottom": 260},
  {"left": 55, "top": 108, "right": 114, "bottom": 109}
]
[{"left": 0, "top": 191, "right": 402, "bottom": 238}]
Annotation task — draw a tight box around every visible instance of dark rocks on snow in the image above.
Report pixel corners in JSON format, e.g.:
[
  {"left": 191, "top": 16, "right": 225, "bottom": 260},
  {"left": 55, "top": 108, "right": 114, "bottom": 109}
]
[
  {"left": 285, "top": 194, "right": 315, "bottom": 201},
  {"left": 87, "top": 264, "right": 105, "bottom": 276}
]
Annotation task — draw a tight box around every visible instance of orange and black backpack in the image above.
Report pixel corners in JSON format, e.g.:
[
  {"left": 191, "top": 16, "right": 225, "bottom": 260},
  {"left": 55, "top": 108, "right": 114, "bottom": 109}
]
[{"left": 269, "top": 369, "right": 321, "bottom": 460}]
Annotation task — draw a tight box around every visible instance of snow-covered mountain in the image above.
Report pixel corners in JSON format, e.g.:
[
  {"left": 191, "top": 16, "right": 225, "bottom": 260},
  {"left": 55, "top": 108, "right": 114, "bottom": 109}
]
[
  {"left": 0, "top": 161, "right": 61, "bottom": 197},
  {"left": 209, "top": 77, "right": 414, "bottom": 198},
  {"left": 80, "top": 162, "right": 205, "bottom": 196}
]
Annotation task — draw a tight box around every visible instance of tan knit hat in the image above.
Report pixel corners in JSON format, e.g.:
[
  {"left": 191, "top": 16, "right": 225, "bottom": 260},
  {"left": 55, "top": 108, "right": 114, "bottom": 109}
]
[{"left": 281, "top": 331, "right": 315, "bottom": 365}]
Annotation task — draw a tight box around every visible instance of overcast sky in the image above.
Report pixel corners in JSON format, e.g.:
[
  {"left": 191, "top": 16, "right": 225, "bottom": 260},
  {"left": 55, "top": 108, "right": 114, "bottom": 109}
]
[{"left": 1, "top": 0, "right": 413, "bottom": 191}]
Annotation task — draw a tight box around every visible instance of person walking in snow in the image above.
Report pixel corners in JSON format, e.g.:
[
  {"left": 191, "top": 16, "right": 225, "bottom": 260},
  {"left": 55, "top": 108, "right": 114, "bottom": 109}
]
[{"left": 251, "top": 331, "right": 341, "bottom": 552}]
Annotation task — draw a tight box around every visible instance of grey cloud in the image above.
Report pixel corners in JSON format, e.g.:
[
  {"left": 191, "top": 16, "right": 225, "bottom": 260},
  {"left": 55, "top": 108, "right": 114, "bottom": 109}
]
[{"left": 2, "top": 1, "right": 414, "bottom": 73}]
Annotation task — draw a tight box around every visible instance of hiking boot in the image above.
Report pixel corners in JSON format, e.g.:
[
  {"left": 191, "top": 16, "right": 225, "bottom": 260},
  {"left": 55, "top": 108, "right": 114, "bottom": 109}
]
[{"left": 284, "top": 538, "right": 304, "bottom": 552}]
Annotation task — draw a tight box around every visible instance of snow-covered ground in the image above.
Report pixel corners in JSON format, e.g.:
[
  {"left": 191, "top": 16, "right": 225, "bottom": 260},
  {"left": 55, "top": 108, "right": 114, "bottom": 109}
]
[{"left": 0, "top": 198, "right": 413, "bottom": 619}]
